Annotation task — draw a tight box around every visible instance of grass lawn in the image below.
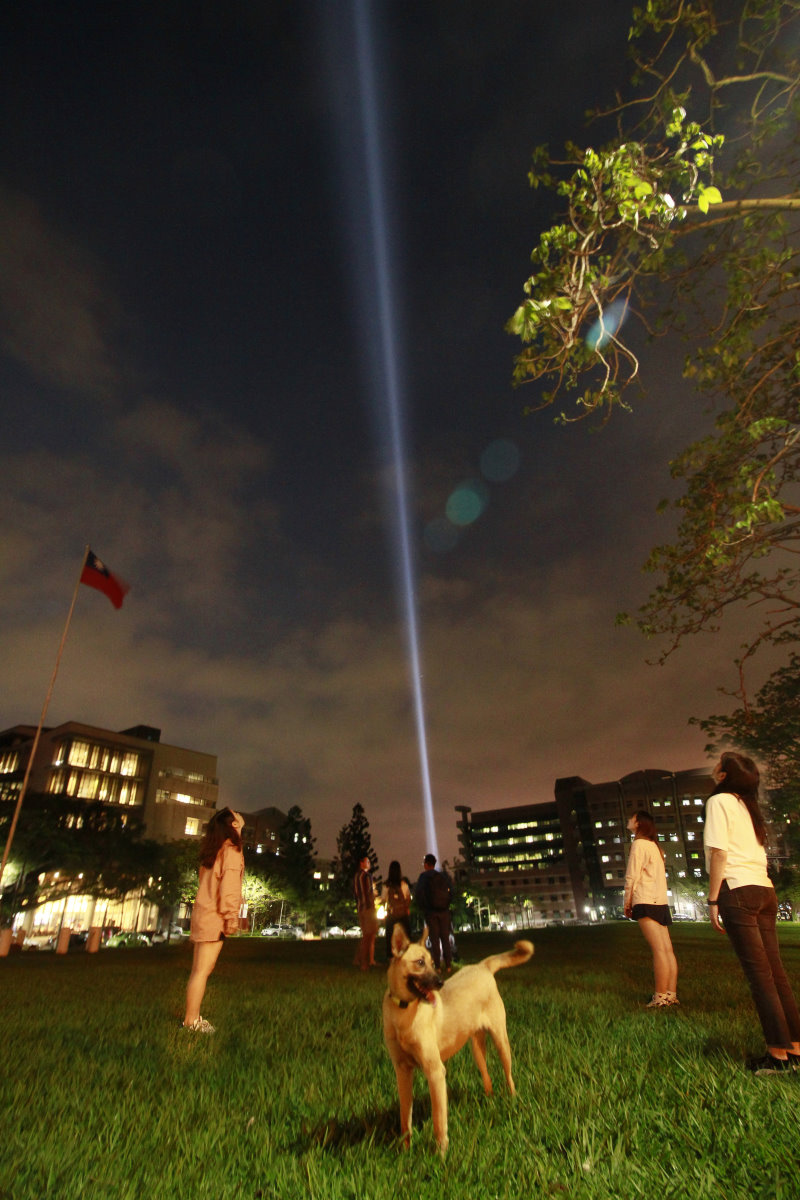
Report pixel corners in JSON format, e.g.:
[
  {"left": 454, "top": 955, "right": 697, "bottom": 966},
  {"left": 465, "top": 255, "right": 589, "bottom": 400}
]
[{"left": 2, "top": 923, "right": 799, "bottom": 1200}]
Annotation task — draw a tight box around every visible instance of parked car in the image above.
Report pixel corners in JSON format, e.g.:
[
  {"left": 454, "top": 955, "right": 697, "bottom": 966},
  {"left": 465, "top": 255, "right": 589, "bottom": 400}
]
[
  {"left": 23, "top": 933, "right": 57, "bottom": 950},
  {"left": 104, "top": 930, "right": 151, "bottom": 948},
  {"left": 144, "top": 924, "right": 188, "bottom": 944},
  {"left": 320, "top": 926, "right": 344, "bottom": 939},
  {"left": 343, "top": 926, "right": 361, "bottom": 938},
  {"left": 261, "top": 924, "right": 304, "bottom": 938}
]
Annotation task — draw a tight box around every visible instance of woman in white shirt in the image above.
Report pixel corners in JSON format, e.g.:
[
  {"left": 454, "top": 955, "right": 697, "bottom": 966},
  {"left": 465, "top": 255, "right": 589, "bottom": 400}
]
[
  {"left": 623, "top": 809, "right": 678, "bottom": 1008},
  {"left": 705, "top": 750, "right": 800, "bottom": 1074}
]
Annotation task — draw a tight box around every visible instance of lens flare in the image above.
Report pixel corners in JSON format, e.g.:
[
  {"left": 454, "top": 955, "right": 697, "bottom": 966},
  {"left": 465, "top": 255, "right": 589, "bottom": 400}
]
[
  {"left": 446, "top": 479, "right": 490, "bottom": 526},
  {"left": 480, "top": 438, "right": 520, "bottom": 483},
  {"left": 585, "top": 298, "right": 629, "bottom": 351}
]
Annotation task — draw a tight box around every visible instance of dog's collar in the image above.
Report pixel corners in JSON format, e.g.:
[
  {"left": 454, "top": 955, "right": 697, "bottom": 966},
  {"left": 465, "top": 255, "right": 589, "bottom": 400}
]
[{"left": 387, "top": 992, "right": 412, "bottom": 1009}]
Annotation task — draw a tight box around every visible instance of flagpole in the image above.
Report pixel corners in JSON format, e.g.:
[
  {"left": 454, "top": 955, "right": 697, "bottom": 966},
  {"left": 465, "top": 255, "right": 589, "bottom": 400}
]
[{"left": 0, "top": 545, "right": 91, "bottom": 895}]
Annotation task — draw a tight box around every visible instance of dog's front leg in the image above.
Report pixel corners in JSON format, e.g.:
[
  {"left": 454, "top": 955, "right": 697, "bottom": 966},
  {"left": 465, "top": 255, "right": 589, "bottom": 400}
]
[
  {"left": 393, "top": 1061, "right": 415, "bottom": 1149},
  {"left": 423, "top": 1056, "right": 449, "bottom": 1156}
]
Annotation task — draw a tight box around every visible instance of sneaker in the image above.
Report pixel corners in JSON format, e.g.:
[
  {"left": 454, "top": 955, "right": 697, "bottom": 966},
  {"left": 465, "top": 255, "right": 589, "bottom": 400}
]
[
  {"left": 183, "top": 1016, "right": 216, "bottom": 1033},
  {"left": 645, "top": 993, "right": 671, "bottom": 1008},
  {"left": 746, "top": 1053, "right": 793, "bottom": 1075}
]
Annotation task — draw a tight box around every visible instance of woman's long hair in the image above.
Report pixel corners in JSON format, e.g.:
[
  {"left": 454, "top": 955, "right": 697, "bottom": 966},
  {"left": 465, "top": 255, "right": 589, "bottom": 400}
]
[
  {"left": 709, "top": 751, "right": 766, "bottom": 845},
  {"left": 198, "top": 807, "right": 242, "bottom": 868},
  {"left": 386, "top": 860, "right": 403, "bottom": 888},
  {"left": 632, "top": 810, "right": 657, "bottom": 841},
  {"left": 631, "top": 810, "right": 664, "bottom": 859}
]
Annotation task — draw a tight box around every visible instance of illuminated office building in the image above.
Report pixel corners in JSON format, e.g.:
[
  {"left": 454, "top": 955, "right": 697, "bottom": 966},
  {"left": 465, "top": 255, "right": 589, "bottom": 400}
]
[{"left": 455, "top": 766, "right": 715, "bottom": 922}]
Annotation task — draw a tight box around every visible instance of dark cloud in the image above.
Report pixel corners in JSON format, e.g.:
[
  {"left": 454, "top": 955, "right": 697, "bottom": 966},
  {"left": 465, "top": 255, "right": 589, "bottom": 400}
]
[{"left": 0, "top": 1, "right": 741, "bottom": 874}]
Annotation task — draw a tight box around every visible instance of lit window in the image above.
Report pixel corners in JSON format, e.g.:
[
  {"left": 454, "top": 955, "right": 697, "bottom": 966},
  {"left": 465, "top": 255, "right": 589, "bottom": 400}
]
[
  {"left": 185, "top": 818, "right": 200, "bottom": 836},
  {"left": 120, "top": 752, "right": 139, "bottom": 777},
  {"left": 68, "top": 741, "right": 90, "bottom": 767}
]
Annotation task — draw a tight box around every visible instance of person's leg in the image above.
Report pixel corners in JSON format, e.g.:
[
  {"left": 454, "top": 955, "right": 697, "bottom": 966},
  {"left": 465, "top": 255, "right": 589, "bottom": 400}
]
[
  {"left": 184, "top": 939, "right": 225, "bottom": 1025},
  {"left": 720, "top": 886, "right": 793, "bottom": 1053},
  {"left": 754, "top": 891, "right": 800, "bottom": 1053},
  {"left": 427, "top": 912, "right": 442, "bottom": 968},
  {"left": 661, "top": 925, "right": 678, "bottom": 995},
  {"left": 637, "top": 918, "right": 675, "bottom": 995},
  {"left": 357, "top": 912, "right": 369, "bottom": 969},
  {"left": 366, "top": 913, "right": 377, "bottom": 967},
  {"left": 385, "top": 917, "right": 397, "bottom": 962},
  {"left": 441, "top": 911, "right": 453, "bottom": 969}
]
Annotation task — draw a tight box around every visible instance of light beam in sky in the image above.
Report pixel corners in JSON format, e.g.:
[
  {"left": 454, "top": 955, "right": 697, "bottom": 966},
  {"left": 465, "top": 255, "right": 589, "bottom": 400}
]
[{"left": 341, "top": 0, "right": 439, "bottom": 861}]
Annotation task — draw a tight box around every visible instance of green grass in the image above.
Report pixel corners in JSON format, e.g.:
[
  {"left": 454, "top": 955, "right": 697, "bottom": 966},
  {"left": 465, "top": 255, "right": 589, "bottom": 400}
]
[{"left": 2, "top": 925, "right": 800, "bottom": 1199}]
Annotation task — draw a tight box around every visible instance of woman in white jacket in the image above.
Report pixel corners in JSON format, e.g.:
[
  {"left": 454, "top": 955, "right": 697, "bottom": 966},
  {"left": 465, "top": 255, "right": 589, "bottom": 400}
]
[{"left": 623, "top": 809, "right": 679, "bottom": 1008}]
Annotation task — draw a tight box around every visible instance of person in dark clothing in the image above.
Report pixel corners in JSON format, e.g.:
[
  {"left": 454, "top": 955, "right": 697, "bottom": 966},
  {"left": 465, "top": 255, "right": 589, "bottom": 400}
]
[{"left": 414, "top": 852, "right": 453, "bottom": 971}]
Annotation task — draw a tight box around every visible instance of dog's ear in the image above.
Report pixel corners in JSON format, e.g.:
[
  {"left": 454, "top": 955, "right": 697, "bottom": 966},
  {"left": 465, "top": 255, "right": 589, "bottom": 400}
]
[{"left": 391, "top": 923, "right": 410, "bottom": 957}]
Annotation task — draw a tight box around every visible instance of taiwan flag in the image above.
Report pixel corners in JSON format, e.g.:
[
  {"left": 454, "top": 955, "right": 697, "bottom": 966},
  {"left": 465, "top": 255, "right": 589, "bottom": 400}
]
[{"left": 80, "top": 550, "right": 130, "bottom": 609}]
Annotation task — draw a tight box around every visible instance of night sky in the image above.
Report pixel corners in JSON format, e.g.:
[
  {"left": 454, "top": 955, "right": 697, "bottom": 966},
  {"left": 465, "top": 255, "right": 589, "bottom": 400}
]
[{"left": 0, "top": 1, "right": 735, "bottom": 874}]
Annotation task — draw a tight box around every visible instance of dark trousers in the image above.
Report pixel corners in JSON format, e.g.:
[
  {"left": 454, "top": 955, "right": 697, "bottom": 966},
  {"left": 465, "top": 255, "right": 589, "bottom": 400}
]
[
  {"left": 384, "top": 914, "right": 411, "bottom": 960},
  {"left": 426, "top": 910, "right": 452, "bottom": 968},
  {"left": 718, "top": 881, "right": 800, "bottom": 1049}
]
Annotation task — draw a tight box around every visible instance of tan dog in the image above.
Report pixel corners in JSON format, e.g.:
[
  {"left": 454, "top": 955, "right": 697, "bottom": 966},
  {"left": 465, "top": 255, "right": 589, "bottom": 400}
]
[{"left": 383, "top": 925, "right": 533, "bottom": 1154}]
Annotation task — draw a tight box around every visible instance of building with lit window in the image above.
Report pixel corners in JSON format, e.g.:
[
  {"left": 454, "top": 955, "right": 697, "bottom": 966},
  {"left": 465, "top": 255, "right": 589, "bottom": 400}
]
[
  {"left": 0, "top": 720, "right": 220, "bottom": 943},
  {"left": 455, "top": 766, "right": 716, "bottom": 924},
  {"left": 0, "top": 721, "right": 219, "bottom": 842},
  {"left": 555, "top": 768, "right": 714, "bottom": 917},
  {"left": 454, "top": 802, "right": 576, "bottom": 925}
]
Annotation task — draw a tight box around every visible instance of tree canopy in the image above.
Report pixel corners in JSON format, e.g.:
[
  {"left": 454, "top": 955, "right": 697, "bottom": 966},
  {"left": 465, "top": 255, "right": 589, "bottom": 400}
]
[
  {"left": 331, "top": 803, "right": 379, "bottom": 902},
  {"left": 509, "top": 1, "right": 800, "bottom": 739},
  {"left": 277, "top": 804, "right": 316, "bottom": 901}
]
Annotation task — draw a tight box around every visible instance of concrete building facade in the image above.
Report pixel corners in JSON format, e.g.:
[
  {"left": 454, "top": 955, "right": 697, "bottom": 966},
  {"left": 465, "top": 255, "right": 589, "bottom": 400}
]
[{"left": 0, "top": 721, "right": 219, "bottom": 842}]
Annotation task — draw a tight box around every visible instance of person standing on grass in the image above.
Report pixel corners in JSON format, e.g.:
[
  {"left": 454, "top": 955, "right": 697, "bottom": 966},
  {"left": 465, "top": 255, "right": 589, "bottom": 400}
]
[
  {"left": 623, "top": 810, "right": 679, "bottom": 1008},
  {"left": 705, "top": 751, "right": 800, "bottom": 1075},
  {"left": 414, "top": 853, "right": 453, "bottom": 972},
  {"left": 381, "top": 860, "right": 411, "bottom": 962},
  {"left": 354, "top": 855, "right": 378, "bottom": 970},
  {"left": 183, "top": 807, "right": 245, "bottom": 1033}
]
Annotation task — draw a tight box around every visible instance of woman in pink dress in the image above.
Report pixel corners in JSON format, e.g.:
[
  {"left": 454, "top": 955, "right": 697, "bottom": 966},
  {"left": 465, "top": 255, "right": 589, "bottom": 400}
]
[{"left": 183, "top": 807, "right": 244, "bottom": 1033}]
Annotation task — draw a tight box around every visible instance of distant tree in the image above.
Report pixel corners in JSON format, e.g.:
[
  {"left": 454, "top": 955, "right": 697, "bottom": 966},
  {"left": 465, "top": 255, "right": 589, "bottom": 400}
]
[
  {"left": 331, "top": 803, "right": 379, "bottom": 901},
  {"left": 142, "top": 838, "right": 200, "bottom": 931},
  {"left": 240, "top": 859, "right": 285, "bottom": 930},
  {"left": 277, "top": 805, "right": 316, "bottom": 902},
  {"left": 0, "top": 793, "right": 161, "bottom": 917},
  {"left": 507, "top": 0, "right": 800, "bottom": 716}
]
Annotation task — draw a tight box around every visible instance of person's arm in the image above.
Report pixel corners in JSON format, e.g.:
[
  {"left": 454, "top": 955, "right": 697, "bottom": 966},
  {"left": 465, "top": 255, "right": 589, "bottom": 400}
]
[
  {"left": 707, "top": 847, "right": 727, "bottom": 934},
  {"left": 622, "top": 840, "right": 641, "bottom": 918},
  {"left": 219, "top": 844, "right": 243, "bottom": 934}
]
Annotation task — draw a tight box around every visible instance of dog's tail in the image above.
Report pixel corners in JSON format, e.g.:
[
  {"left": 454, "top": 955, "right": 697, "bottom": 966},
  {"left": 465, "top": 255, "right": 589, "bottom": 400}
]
[{"left": 483, "top": 939, "right": 534, "bottom": 976}]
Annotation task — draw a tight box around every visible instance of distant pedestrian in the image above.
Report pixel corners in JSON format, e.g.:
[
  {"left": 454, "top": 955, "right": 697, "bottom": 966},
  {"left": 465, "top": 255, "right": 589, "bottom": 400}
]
[
  {"left": 381, "top": 860, "right": 411, "bottom": 961},
  {"left": 183, "top": 807, "right": 245, "bottom": 1033},
  {"left": 414, "top": 853, "right": 453, "bottom": 971},
  {"left": 354, "top": 855, "right": 378, "bottom": 970},
  {"left": 705, "top": 751, "right": 800, "bottom": 1074},
  {"left": 623, "top": 810, "right": 679, "bottom": 1007}
]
